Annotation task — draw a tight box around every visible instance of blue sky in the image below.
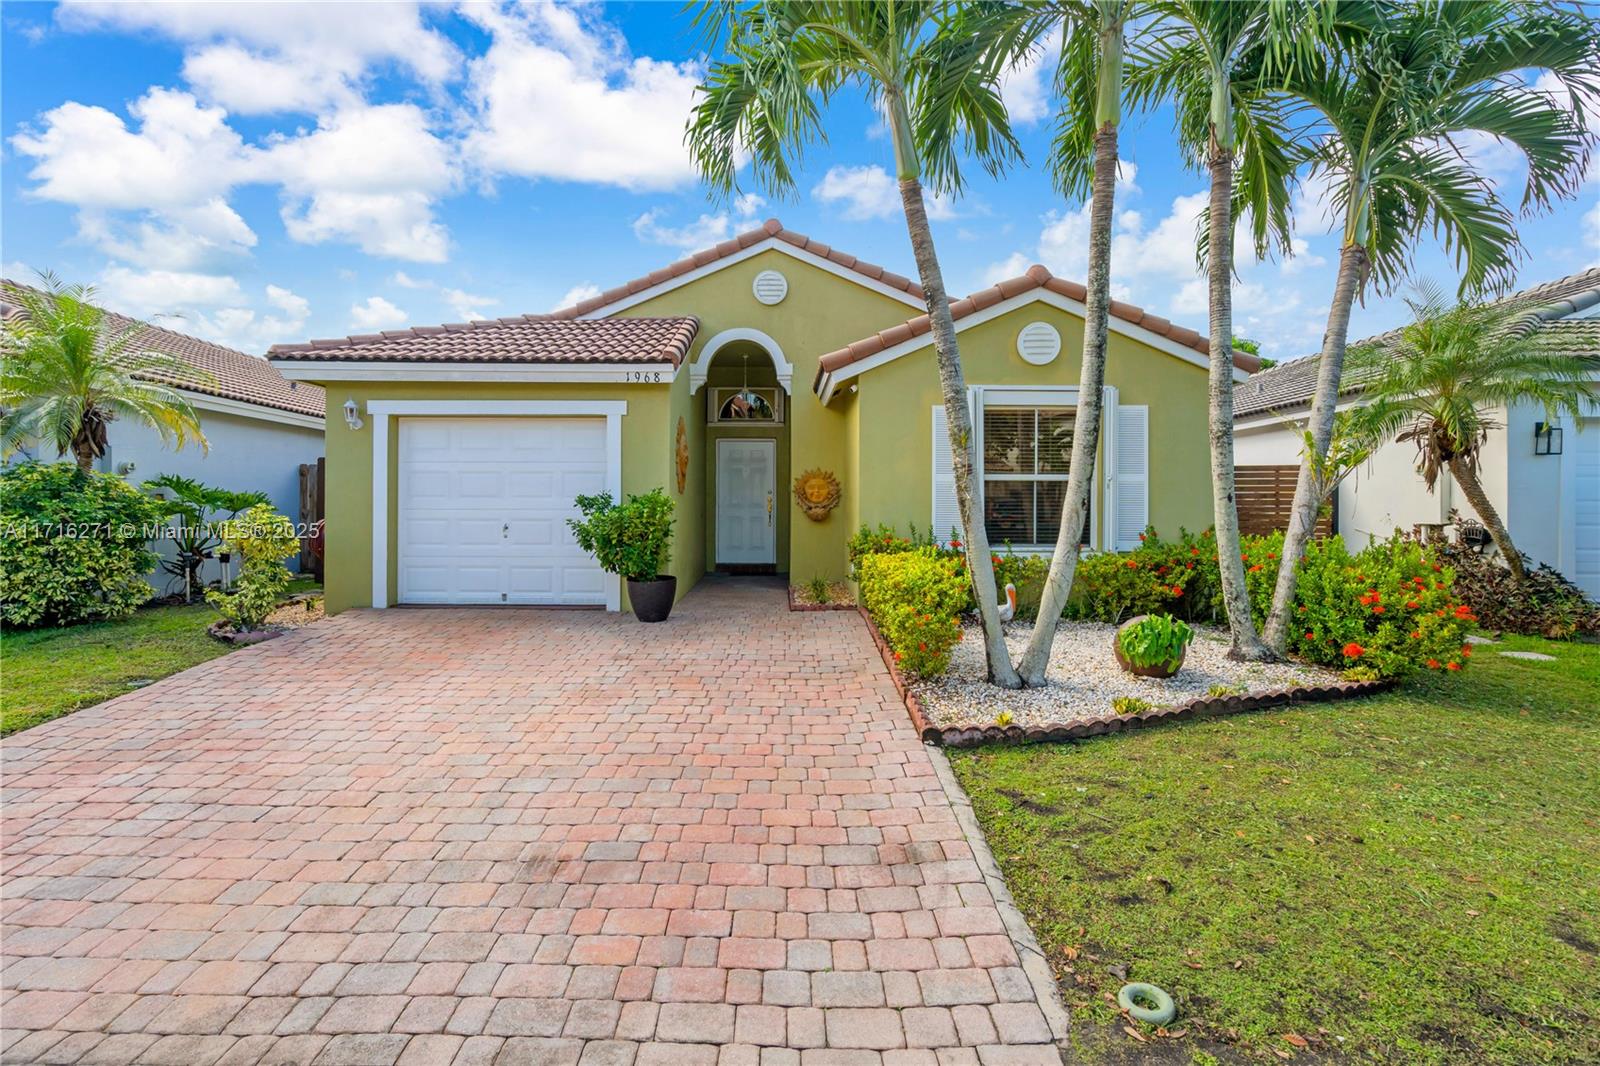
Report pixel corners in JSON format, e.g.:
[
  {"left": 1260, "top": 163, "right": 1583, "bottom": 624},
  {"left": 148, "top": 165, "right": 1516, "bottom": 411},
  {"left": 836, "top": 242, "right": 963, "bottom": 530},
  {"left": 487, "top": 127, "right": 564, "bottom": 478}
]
[{"left": 3, "top": 2, "right": 1596, "bottom": 363}]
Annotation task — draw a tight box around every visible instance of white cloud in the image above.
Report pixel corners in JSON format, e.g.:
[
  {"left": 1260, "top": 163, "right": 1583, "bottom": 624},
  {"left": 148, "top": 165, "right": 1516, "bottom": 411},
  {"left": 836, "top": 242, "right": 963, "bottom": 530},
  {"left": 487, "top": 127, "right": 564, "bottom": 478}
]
[
  {"left": 998, "top": 30, "right": 1058, "bottom": 126},
  {"left": 56, "top": 1, "right": 458, "bottom": 115},
  {"left": 10, "top": 88, "right": 251, "bottom": 212},
  {"left": 262, "top": 103, "right": 456, "bottom": 263},
  {"left": 442, "top": 287, "right": 496, "bottom": 322},
  {"left": 98, "top": 265, "right": 243, "bottom": 314},
  {"left": 265, "top": 283, "right": 308, "bottom": 319},
  {"left": 391, "top": 271, "right": 428, "bottom": 289},
  {"left": 554, "top": 283, "right": 602, "bottom": 311},
  {"left": 461, "top": 2, "right": 704, "bottom": 192},
  {"left": 733, "top": 192, "right": 767, "bottom": 221},
  {"left": 812, "top": 164, "right": 956, "bottom": 222},
  {"left": 979, "top": 186, "right": 1339, "bottom": 358},
  {"left": 632, "top": 209, "right": 730, "bottom": 252},
  {"left": 349, "top": 295, "right": 408, "bottom": 331}
]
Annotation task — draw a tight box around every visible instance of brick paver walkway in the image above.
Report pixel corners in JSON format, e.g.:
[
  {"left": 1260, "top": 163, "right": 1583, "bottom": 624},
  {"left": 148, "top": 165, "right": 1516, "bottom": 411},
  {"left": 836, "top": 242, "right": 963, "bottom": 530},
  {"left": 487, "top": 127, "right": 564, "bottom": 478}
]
[{"left": 1, "top": 579, "right": 1060, "bottom": 1065}]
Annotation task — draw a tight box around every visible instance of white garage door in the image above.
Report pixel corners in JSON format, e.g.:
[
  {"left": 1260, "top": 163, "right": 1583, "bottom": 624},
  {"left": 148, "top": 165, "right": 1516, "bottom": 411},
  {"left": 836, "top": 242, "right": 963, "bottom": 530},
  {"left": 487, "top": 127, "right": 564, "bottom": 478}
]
[
  {"left": 1575, "top": 419, "right": 1600, "bottom": 600},
  {"left": 398, "top": 417, "right": 607, "bottom": 605}
]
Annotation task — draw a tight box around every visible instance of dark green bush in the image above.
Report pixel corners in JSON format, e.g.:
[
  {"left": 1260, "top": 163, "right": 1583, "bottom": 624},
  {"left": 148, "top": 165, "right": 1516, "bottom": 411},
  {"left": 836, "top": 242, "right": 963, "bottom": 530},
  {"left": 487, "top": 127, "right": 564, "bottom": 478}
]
[
  {"left": 0, "top": 462, "right": 163, "bottom": 627},
  {"left": 567, "top": 489, "right": 675, "bottom": 581}
]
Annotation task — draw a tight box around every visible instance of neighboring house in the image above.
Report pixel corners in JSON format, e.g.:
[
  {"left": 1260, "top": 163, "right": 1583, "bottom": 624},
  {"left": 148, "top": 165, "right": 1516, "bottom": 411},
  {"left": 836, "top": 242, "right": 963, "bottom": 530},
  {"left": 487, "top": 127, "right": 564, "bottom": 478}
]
[
  {"left": 1233, "top": 268, "right": 1600, "bottom": 598},
  {"left": 2, "top": 281, "right": 326, "bottom": 588},
  {"left": 269, "top": 219, "right": 1255, "bottom": 614}
]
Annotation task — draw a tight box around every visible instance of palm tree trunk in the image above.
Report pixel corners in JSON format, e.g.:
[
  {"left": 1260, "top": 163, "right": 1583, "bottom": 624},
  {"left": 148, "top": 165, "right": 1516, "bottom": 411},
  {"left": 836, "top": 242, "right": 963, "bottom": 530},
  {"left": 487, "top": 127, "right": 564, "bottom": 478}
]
[
  {"left": 1262, "top": 242, "right": 1367, "bottom": 651},
  {"left": 896, "top": 175, "right": 1021, "bottom": 688},
  {"left": 1205, "top": 147, "right": 1270, "bottom": 660},
  {"left": 1017, "top": 120, "right": 1118, "bottom": 685},
  {"left": 71, "top": 435, "right": 97, "bottom": 474},
  {"left": 1447, "top": 456, "right": 1526, "bottom": 584}
]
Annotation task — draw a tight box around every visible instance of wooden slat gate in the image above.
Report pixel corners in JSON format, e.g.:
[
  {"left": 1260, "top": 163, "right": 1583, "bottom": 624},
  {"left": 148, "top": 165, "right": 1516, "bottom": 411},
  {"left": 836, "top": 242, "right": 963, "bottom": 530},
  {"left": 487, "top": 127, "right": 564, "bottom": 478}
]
[
  {"left": 1235, "top": 465, "right": 1334, "bottom": 537},
  {"left": 299, "top": 457, "right": 325, "bottom": 580}
]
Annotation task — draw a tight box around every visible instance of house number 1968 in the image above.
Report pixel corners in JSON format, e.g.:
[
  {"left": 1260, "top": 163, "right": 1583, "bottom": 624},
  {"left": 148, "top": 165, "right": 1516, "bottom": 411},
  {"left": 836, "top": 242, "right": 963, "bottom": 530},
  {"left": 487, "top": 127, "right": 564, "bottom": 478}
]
[{"left": 623, "top": 370, "right": 663, "bottom": 383}]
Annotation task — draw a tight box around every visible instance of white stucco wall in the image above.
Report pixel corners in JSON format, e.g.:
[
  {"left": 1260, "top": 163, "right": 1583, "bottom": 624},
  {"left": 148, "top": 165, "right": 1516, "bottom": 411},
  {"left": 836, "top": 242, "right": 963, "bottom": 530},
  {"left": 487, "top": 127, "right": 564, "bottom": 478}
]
[
  {"left": 1235, "top": 403, "right": 1591, "bottom": 586},
  {"left": 10, "top": 404, "right": 325, "bottom": 591}
]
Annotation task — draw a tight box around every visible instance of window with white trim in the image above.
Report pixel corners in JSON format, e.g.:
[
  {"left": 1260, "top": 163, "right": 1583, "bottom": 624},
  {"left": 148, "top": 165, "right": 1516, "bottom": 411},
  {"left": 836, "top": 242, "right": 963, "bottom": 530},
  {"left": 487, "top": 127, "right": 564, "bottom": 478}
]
[{"left": 981, "top": 406, "right": 1089, "bottom": 548}]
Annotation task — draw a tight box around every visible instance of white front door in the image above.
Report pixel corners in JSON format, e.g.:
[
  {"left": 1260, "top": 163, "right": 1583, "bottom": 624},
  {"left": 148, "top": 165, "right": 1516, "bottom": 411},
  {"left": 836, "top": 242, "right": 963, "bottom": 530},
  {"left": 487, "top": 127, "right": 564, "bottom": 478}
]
[
  {"left": 716, "top": 438, "right": 776, "bottom": 565},
  {"left": 397, "top": 417, "right": 607, "bottom": 605}
]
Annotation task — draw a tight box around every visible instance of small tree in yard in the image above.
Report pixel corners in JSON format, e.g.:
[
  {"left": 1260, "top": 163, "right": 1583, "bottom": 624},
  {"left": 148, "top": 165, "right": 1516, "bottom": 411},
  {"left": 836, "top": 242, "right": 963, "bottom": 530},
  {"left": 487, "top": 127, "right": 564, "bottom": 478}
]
[
  {"left": 206, "top": 505, "right": 300, "bottom": 633},
  {"left": 1, "top": 274, "right": 209, "bottom": 472},
  {"left": 1340, "top": 285, "right": 1597, "bottom": 587}
]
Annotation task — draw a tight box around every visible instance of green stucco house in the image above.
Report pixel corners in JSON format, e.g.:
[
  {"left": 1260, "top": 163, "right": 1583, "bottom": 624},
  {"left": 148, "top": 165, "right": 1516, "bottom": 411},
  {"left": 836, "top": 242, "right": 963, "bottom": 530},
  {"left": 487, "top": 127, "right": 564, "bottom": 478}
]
[{"left": 269, "top": 219, "right": 1257, "bottom": 614}]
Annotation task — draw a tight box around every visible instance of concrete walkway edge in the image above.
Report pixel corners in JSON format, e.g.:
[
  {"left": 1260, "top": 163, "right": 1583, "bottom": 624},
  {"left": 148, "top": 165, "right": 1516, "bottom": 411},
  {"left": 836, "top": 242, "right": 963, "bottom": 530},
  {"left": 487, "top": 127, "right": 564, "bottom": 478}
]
[{"left": 926, "top": 748, "right": 1072, "bottom": 1060}]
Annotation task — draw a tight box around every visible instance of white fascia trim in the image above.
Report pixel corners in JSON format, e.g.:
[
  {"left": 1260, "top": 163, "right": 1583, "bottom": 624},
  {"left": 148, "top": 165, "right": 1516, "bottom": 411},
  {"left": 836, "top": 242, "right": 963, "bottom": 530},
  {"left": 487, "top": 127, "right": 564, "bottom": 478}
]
[
  {"left": 816, "top": 288, "right": 1240, "bottom": 403},
  {"left": 179, "top": 389, "right": 324, "bottom": 430},
  {"left": 370, "top": 399, "right": 628, "bottom": 613},
  {"left": 574, "top": 238, "right": 927, "bottom": 319},
  {"left": 689, "top": 327, "right": 794, "bottom": 395},
  {"left": 367, "top": 400, "right": 629, "bottom": 417},
  {"left": 271, "top": 361, "right": 676, "bottom": 383}
]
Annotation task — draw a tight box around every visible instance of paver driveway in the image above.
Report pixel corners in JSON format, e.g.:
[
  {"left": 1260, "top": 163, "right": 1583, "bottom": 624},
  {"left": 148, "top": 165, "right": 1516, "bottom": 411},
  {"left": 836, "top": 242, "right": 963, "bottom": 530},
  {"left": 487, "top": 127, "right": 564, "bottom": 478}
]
[{"left": 1, "top": 580, "right": 1061, "bottom": 1066}]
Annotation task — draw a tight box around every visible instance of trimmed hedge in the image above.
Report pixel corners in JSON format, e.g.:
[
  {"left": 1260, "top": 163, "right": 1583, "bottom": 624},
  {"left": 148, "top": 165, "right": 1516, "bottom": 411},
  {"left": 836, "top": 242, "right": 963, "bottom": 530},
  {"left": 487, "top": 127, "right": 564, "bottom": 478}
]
[{"left": 858, "top": 548, "right": 969, "bottom": 678}]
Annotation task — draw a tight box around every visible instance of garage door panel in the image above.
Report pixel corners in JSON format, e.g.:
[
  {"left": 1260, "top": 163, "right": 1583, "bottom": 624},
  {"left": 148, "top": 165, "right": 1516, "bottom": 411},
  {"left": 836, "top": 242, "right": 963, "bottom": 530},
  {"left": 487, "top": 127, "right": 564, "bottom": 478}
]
[
  {"left": 398, "top": 417, "right": 607, "bottom": 606},
  {"left": 1574, "top": 421, "right": 1599, "bottom": 599}
]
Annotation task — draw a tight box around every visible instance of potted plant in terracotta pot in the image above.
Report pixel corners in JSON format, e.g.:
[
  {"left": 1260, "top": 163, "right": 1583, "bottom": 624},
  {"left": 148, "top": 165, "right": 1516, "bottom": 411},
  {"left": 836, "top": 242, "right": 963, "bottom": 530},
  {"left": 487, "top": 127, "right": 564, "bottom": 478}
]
[
  {"left": 1113, "top": 614, "right": 1194, "bottom": 679},
  {"left": 568, "top": 489, "right": 677, "bottom": 622}
]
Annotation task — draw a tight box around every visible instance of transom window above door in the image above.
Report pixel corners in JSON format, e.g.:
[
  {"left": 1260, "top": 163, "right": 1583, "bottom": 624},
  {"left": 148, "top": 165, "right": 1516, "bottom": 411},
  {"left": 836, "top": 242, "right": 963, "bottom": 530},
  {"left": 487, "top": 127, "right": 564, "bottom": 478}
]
[
  {"left": 982, "top": 406, "right": 1089, "bottom": 548},
  {"left": 709, "top": 386, "right": 784, "bottom": 424}
]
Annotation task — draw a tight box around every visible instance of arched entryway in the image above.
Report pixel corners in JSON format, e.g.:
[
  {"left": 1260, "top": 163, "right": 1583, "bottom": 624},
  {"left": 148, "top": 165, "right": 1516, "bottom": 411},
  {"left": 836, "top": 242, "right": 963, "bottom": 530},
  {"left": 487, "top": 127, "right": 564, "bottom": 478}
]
[{"left": 693, "top": 332, "right": 791, "bottom": 573}]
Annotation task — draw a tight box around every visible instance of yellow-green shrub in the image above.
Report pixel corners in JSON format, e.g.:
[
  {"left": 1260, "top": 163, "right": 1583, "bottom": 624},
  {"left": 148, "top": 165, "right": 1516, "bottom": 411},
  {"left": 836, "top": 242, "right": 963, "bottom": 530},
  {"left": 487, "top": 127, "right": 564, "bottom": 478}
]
[
  {"left": 205, "top": 505, "right": 299, "bottom": 632},
  {"left": 859, "top": 547, "right": 969, "bottom": 678}
]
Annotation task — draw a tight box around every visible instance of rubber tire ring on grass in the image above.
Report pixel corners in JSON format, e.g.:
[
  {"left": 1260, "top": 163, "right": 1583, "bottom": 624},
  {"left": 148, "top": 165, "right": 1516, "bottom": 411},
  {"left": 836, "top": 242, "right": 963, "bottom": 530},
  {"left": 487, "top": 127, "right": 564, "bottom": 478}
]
[{"left": 1118, "top": 983, "right": 1176, "bottom": 1025}]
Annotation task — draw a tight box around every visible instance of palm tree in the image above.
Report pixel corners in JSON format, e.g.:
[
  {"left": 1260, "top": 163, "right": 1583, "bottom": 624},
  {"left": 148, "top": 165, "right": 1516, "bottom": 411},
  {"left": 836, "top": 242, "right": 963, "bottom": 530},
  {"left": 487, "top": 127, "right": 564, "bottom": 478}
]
[
  {"left": 987, "top": 0, "right": 1132, "bottom": 685},
  {"left": 1258, "top": 0, "right": 1599, "bottom": 653},
  {"left": 686, "top": 1, "right": 1029, "bottom": 686},
  {"left": 2, "top": 274, "right": 208, "bottom": 473},
  {"left": 1340, "top": 284, "right": 1597, "bottom": 585},
  {"left": 1112, "top": 0, "right": 1311, "bottom": 661}
]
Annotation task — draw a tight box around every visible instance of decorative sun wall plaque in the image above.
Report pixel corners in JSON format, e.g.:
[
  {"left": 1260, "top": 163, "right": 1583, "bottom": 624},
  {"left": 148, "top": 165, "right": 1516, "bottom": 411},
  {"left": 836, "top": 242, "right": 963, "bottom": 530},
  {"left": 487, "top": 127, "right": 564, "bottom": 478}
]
[
  {"left": 675, "top": 417, "right": 689, "bottom": 493},
  {"left": 793, "top": 468, "right": 841, "bottom": 521}
]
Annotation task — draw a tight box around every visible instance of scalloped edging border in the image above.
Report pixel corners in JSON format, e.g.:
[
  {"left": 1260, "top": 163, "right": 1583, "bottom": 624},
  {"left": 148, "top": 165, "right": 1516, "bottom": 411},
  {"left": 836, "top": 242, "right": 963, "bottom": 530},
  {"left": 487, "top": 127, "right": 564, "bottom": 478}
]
[
  {"left": 855, "top": 606, "right": 1396, "bottom": 748},
  {"left": 788, "top": 586, "right": 858, "bottom": 612}
]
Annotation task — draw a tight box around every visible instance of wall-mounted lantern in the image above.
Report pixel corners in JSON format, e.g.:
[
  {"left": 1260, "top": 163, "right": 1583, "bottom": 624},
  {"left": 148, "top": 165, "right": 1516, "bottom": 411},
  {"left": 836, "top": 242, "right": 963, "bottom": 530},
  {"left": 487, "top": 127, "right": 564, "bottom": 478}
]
[
  {"left": 1534, "top": 421, "right": 1562, "bottom": 455},
  {"left": 343, "top": 398, "right": 365, "bottom": 431}
]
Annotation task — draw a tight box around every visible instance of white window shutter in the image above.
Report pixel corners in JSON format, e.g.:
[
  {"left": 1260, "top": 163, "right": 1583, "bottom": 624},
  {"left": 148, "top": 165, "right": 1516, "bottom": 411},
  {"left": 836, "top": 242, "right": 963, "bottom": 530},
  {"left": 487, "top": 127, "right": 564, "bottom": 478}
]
[
  {"left": 1112, "top": 404, "right": 1149, "bottom": 550},
  {"left": 931, "top": 405, "right": 962, "bottom": 543}
]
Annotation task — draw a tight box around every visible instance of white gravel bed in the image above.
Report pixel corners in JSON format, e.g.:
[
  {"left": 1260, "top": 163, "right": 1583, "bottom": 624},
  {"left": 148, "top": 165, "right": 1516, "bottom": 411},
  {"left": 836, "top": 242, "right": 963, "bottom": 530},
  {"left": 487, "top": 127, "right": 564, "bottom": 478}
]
[{"left": 913, "top": 620, "right": 1340, "bottom": 728}]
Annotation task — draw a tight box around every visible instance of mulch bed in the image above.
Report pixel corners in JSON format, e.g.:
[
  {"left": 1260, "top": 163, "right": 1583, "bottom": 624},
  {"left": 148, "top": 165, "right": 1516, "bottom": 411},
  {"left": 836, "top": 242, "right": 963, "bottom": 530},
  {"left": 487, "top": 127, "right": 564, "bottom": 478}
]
[
  {"left": 856, "top": 606, "right": 1394, "bottom": 748},
  {"left": 788, "top": 583, "right": 857, "bottom": 612}
]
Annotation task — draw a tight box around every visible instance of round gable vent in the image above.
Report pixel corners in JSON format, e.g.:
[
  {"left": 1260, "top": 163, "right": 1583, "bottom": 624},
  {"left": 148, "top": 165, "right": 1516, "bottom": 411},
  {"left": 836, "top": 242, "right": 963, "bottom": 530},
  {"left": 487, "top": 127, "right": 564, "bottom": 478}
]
[
  {"left": 752, "top": 269, "right": 789, "bottom": 305},
  {"left": 1016, "top": 321, "right": 1062, "bottom": 365}
]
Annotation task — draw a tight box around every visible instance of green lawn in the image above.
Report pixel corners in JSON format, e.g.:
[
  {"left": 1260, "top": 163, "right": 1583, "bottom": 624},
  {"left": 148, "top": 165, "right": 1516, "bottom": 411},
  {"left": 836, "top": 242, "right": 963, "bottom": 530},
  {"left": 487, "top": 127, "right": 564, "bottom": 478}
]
[
  {"left": 950, "top": 633, "right": 1600, "bottom": 1065},
  {"left": 1, "top": 577, "right": 320, "bottom": 737}
]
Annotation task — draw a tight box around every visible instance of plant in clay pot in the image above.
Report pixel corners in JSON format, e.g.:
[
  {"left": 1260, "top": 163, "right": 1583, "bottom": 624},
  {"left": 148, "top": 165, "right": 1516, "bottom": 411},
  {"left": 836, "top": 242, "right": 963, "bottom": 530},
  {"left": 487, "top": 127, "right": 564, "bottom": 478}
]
[
  {"left": 567, "top": 489, "right": 677, "bottom": 622},
  {"left": 1114, "top": 614, "right": 1194, "bottom": 679}
]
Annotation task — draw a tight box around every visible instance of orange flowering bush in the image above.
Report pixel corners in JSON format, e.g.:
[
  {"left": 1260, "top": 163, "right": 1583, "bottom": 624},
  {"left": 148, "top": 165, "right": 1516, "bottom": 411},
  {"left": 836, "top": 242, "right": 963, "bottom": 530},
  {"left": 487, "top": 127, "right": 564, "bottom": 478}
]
[
  {"left": 1288, "top": 535, "right": 1473, "bottom": 679},
  {"left": 858, "top": 547, "right": 969, "bottom": 678}
]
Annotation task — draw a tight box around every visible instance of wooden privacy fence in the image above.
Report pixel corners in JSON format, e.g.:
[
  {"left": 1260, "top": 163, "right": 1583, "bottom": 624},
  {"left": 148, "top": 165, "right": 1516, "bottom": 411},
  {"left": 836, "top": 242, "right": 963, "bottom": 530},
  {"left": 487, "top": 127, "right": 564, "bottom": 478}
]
[
  {"left": 299, "top": 458, "right": 325, "bottom": 580},
  {"left": 1235, "top": 464, "right": 1334, "bottom": 537}
]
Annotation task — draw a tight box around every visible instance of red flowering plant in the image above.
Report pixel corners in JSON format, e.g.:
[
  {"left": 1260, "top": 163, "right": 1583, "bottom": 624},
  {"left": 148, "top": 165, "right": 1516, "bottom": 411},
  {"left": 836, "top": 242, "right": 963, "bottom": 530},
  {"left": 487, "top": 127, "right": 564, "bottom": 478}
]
[
  {"left": 1287, "top": 535, "right": 1473, "bottom": 680},
  {"left": 858, "top": 548, "right": 969, "bottom": 677}
]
